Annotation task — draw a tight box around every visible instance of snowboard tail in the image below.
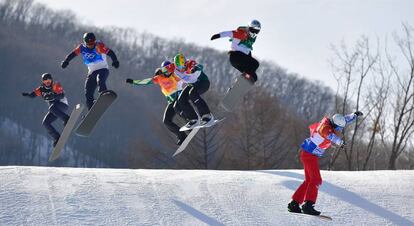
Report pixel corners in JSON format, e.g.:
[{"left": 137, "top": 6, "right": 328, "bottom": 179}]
[
  {"left": 75, "top": 90, "right": 117, "bottom": 137},
  {"left": 49, "top": 104, "right": 84, "bottom": 161},
  {"left": 219, "top": 74, "right": 254, "bottom": 112},
  {"left": 173, "top": 118, "right": 224, "bottom": 157}
]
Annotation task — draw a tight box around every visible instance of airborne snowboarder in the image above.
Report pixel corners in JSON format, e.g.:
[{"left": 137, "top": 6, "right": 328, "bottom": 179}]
[
  {"left": 210, "top": 19, "right": 261, "bottom": 83},
  {"left": 22, "top": 73, "right": 70, "bottom": 147},
  {"left": 172, "top": 53, "right": 215, "bottom": 130},
  {"left": 126, "top": 61, "right": 196, "bottom": 145},
  {"left": 61, "top": 32, "right": 120, "bottom": 110},
  {"left": 287, "top": 111, "right": 363, "bottom": 216}
]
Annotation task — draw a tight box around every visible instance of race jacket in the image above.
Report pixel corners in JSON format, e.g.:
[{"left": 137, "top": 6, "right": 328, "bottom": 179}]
[
  {"left": 131, "top": 74, "right": 183, "bottom": 103},
  {"left": 301, "top": 113, "right": 357, "bottom": 157},
  {"left": 174, "top": 60, "right": 208, "bottom": 84},
  {"left": 73, "top": 40, "right": 109, "bottom": 74},
  {"left": 218, "top": 26, "right": 256, "bottom": 55},
  {"left": 29, "top": 82, "right": 68, "bottom": 105}
]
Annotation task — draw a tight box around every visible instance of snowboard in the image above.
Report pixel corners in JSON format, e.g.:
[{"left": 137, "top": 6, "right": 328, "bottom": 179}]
[
  {"left": 219, "top": 74, "right": 254, "bottom": 112},
  {"left": 49, "top": 104, "right": 84, "bottom": 161},
  {"left": 289, "top": 212, "right": 332, "bottom": 221},
  {"left": 173, "top": 118, "right": 225, "bottom": 157},
  {"left": 75, "top": 90, "right": 117, "bottom": 137}
]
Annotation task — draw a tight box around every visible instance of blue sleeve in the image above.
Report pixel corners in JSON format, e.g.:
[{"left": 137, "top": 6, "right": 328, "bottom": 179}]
[
  {"left": 345, "top": 113, "right": 357, "bottom": 125},
  {"left": 327, "top": 133, "right": 343, "bottom": 146}
]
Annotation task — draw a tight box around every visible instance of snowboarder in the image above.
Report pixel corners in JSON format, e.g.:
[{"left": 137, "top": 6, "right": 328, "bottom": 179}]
[
  {"left": 126, "top": 61, "right": 195, "bottom": 145},
  {"left": 210, "top": 19, "right": 261, "bottom": 83},
  {"left": 22, "top": 73, "right": 70, "bottom": 147},
  {"left": 61, "top": 32, "right": 120, "bottom": 110},
  {"left": 173, "top": 53, "right": 214, "bottom": 130},
  {"left": 287, "top": 111, "right": 363, "bottom": 216}
]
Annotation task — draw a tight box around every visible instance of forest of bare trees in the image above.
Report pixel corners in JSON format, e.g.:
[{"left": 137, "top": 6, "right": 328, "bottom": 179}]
[
  {"left": 329, "top": 25, "right": 414, "bottom": 170},
  {"left": 0, "top": 0, "right": 412, "bottom": 170}
]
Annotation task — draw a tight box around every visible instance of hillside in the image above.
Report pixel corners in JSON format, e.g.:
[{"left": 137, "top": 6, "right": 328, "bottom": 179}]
[
  {"left": 0, "top": 166, "right": 413, "bottom": 225},
  {"left": 0, "top": 0, "right": 336, "bottom": 168}
]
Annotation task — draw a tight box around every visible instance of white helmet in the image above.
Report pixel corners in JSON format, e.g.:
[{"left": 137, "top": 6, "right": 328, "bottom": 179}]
[
  {"left": 332, "top": 114, "right": 346, "bottom": 128},
  {"left": 249, "top": 19, "right": 261, "bottom": 31}
]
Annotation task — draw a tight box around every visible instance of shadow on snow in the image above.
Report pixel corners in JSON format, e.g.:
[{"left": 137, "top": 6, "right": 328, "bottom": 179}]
[
  {"left": 259, "top": 170, "right": 413, "bottom": 226},
  {"left": 172, "top": 199, "right": 225, "bottom": 226}
]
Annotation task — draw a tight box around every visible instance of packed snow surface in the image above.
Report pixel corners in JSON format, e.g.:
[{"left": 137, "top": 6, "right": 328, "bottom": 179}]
[{"left": 0, "top": 166, "right": 413, "bottom": 226}]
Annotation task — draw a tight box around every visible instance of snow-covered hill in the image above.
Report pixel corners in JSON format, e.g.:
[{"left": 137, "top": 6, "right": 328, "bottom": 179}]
[{"left": 0, "top": 167, "right": 413, "bottom": 226}]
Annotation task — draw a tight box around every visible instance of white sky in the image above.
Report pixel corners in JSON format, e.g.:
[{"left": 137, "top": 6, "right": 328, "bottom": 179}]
[{"left": 35, "top": 0, "right": 414, "bottom": 86}]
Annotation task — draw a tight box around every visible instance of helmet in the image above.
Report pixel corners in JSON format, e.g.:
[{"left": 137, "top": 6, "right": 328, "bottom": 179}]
[
  {"left": 331, "top": 114, "right": 346, "bottom": 128},
  {"left": 160, "top": 60, "right": 173, "bottom": 77},
  {"left": 248, "top": 20, "right": 261, "bottom": 38},
  {"left": 83, "top": 32, "right": 96, "bottom": 45},
  {"left": 41, "top": 73, "right": 53, "bottom": 81},
  {"left": 161, "top": 60, "right": 171, "bottom": 68},
  {"left": 249, "top": 19, "right": 261, "bottom": 30},
  {"left": 174, "top": 53, "right": 186, "bottom": 71}
]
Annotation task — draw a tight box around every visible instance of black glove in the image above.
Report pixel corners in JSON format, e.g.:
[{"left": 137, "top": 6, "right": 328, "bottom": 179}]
[
  {"left": 112, "top": 61, "right": 120, "bottom": 68},
  {"left": 126, "top": 78, "right": 133, "bottom": 84},
  {"left": 61, "top": 60, "right": 69, "bottom": 69},
  {"left": 210, "top": 34, "right": 220, "bottom": 40},
  {"left": 340, "top": 141, "right": 346, "bottom": 149},
  {"left": 354, "top": 111, "right": 363, "bottom": 117},
  {"left": 22, "top": 92, "right": 30, "bottom": 97}
]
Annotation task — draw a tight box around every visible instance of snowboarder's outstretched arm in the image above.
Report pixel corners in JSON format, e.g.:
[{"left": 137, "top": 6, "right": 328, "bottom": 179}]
[
  {"left": 61, "top": 47, "right": 78, "bottom": 68},
  {"left": 106, "top": 49, "right": 119, "bottom": 68},
  {"left": 345, "top": 111, "right": 363, "bottom": 125},
  {"left": 21, "top": 90, "right": 37, "bottom": 98},
  {"left": 126, "top": 78, "right": 154, "bottom": 86},
  {"left": 126, "top": 68, "right": 163, "bottom": 86},
  {"left": 210, "top": 28, "right": 248, "bottom": 40}
]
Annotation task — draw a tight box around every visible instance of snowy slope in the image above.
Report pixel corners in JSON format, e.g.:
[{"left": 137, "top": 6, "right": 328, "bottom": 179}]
[{"left": 0, "top": 167, "right": 413, "bottom": 226}]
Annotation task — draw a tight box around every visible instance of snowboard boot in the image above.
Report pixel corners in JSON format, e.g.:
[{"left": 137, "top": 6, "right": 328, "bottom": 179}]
[
  {"left": 200, "top": 113, "right": 215, "bottom": 127},
  {"left": 177, "top": 132, "right": 187, "bottom": 145},
  {"left": 301, "top": 201, "right": 321, "bottom": 216},
  {"left": 182, "top": 119, "right": 200, "bottom": 131},
  {"left": 287, "top": 200, "right": 302, "bottom": 213}
]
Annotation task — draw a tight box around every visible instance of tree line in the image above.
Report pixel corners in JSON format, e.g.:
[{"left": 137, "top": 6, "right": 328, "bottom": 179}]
[{"left": 0, "top": 0, "right": 412, "bottom": 170}]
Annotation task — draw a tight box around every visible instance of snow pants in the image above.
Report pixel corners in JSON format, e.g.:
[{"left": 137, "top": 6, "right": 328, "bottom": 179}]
[
  {"left": 291, "top": 150, "right": 323, "bottom": 203},
  {"left": 42, "top": 101, "right": 69, "bottom": 141},
  {"left": 175, "top": 76, "right": 211, "bottom": 120},
  {"left": 85, "top": 68, "right": 109, "bottom": 110},
  {"left": 229, "top": 51, "right": 260, "bottom": 82},
  {"left": 163, "top": 101, "right": 185, "bottom": 138}
]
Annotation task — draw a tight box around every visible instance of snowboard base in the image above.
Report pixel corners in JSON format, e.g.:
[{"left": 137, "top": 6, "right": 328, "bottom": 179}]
[
  {"left": 219, "top": 74, "right": 254, "bottom": 112},
  {"left": 49, "top": 104, "right": 84, "bottom": 161},
  {"left": 173, "top": 118, "right": 224, "bottom": 157},
  {"left": 75, "top": 90, "right": 117, "bottom": 137}
]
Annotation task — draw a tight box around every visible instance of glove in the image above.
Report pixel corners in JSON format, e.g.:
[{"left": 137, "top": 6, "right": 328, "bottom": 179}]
[
  {"left": 210, "top": 34, "right": 220, "bottom": 40},
  {"left": 112, "top": 61, "right": 120, "bottom": 68},
  {"left": 22, "top": 92, "right": 30, "bottom": 97},
  {"left": 61, "top": 60, "right": 69, "bottom": 69},
  {"left": 354, "top": 111, "right": 363, "bottom": 117},
  {"left": 126, "top": 78, "right": 134, "bottom": 84},
  {"left": 340, "top": 141, "right": 346, "bottom": 149}
]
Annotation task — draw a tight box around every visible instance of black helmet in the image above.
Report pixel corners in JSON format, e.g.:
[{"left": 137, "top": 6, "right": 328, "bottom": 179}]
[
  {"left": 41, "top": 73, "right": 53, "bottom": 81},
  {"left": 83, "top": 32, "right": 96, "bottom": 44}
]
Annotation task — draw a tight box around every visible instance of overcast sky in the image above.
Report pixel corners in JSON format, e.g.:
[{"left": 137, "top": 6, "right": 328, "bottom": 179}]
[{"left": 35, "top": 0, "right": 414, "bottom": 86}]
